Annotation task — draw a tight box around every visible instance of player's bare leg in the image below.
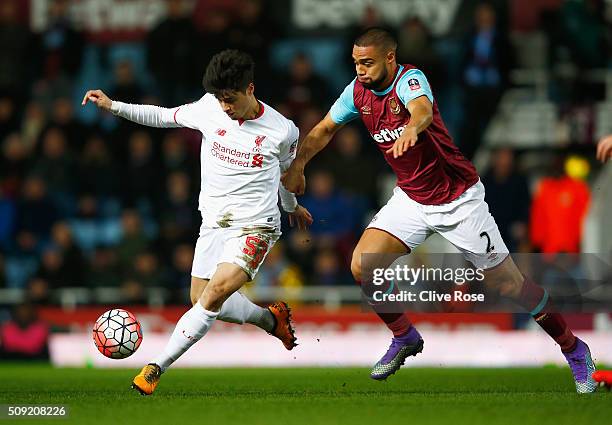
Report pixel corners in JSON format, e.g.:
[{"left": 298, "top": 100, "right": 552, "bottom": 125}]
[
  {"left": 483, "top": 255, "right": 597, "bottom": 393},
  {"left": 132, "top": 263, "right": 248, "bottom": 395},
  {"left": 190, "top": 276, "right": 296, "bottom": 349},
  {"left": 351, "top": 228, "right": 424, "bottom": 380}
]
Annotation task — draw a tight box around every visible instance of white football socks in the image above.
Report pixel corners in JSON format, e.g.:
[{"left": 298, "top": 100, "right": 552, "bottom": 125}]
[
  {"left": 218, "top": 291, "right": 275, "bottom": 333},
  {"left": 152, "top": 302, "right": 218, "bottom": 371}
]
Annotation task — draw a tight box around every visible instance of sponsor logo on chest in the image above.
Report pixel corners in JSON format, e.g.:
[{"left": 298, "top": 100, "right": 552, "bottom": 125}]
[
  {"left": 210, "top": 133, "right": 269, "bottom": 169},
  {"left": 372, "top": 125, "right": 406, "bottom": 144}
]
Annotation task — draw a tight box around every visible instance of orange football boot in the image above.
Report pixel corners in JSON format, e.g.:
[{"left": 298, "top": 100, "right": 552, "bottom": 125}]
[
  {"left": 267, "top": 301, "right": 297, "bottom": 350},
  {"left": 131, "top": 363, "right": 162, "bottom": 395}
]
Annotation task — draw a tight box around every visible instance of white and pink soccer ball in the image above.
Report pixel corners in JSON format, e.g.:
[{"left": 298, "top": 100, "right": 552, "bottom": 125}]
[{"left": 93, "top": 309, "right": 143, "bottom": 359}]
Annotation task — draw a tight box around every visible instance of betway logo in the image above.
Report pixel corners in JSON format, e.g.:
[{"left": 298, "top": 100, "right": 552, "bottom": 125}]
[{"left": 372, "top": 125, "right": 406, "bottom": 143}]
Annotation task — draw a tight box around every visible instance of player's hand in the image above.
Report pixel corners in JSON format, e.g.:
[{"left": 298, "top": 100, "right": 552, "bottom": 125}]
[
  {"left": 597, "top": 135, "right": 612, "bottom": 163},
  {"left": 82, "top": 89, "right": 112, "bottom": 111},
  {"left": 281, "top": 165, "right": 306, "bottom": 195},
  {"left": 386, "top": 127, "right": 418, "bottom": 159},
  {"left": 287, "top": 205, "right": 313, "bottom": 230}
]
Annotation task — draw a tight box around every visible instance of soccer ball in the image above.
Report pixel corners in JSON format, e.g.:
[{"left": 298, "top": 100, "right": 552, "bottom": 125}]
[{"left": 92, "top": 309, "right": 143, "bottom": 359}]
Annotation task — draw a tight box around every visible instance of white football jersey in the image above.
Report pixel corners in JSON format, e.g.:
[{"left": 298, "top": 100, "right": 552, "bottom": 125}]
[{"left": 111, "top": 93, "right": 299, "bottom": 228}]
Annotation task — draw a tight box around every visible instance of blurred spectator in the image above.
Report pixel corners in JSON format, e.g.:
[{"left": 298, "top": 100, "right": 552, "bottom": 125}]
[
  {"left": 301, "top": 170, "right": 361, "bottom": 239},
  {"left": 31, "top": 127, "right": 76, "bottom": 198},
  {"left": 50, "top": 222, "right": 86, "bottom": 285},
  {"left": 530, "top": 159, "right": 590, "bottom": 253},
  {"left": 87, "top": 245, "right": 121, "bottom": 288},
  {"left": 0, "top": 191, "right": 15, "bottom": 249},
  {"left": 16, "top": 176, "right": 58, "bottom": 245},
  {"left": 146, "top": 0, "right": 199, "bottom": 104},
  {"left": 285, "top": 229, "right": 315, "bottom": 280},
  {"left": 397, "top": 17, "right": 444, "bottom": 89},
  {"left": 127, "top": 252, "right": 163, "bottom": 288},
  {"left": 20, "top": 101, "right": 47, "bottom": 151},
  {"left": 158, "top": 171, "right": 199, "bottom": 248},
  {"left": 0, "top": 0, "right": 35, "bottom": 96},
  {"left": 0, "top": 133, "right": 28, "bottom": 198},
  {"left": 120, "top": 280, "right": 147, "bottom": 305},
  {"left": 26, "top": 277, "right": 51, "bottom": 304},
  {"left": 196, "top": 8, "right": 232, "bottom": 73},
  {"left": 227, "top": 0, "right": 280, "bottom": 89},
  {"left": 255, "top": 242, "right": 304, "bottom": 288},
  {"left": 161, "top": 131, "right": 198, "bottom": 184},
  {"left": 34, "top": 246, "right": 72, "bottom": 288},
  {"left": 297, "top": 106, "right": 325, "bottom": 142},
  {"left": 77, "top": 135, "right": 120, "bottom": 198},
  {"left": 312, "top": 248, "right": 351, "bottom": 286},
  {"left": 276, "top": 53, "right": 331, "bottom": 115},
  {"left": 110, "top": 60, "right": 144, "bottom": 105},
  {"left": 0, "top": 94, "right": 18, "bottom": 141},
  {"left": 322, "top": 126, "right": 377, "bottom": 200},
  {"left": 5, "top": 231, "right": 38, "bottom": 289},
  {"left": 344, "top": 5, "right": 386, "bottom": 70},
  {"left": 46, "top": 97, "right": 88, "bottom": 149},
  {"left": 481, "top": 148, "right": 531, "bottom": 251},
  {"left": 36, "top": 0, "right": 83, "bottom": 80},
  {"left": 117, "top": 209, "right": 149, "bottom": 273},
  {"left": 459, "top": 2, "right": 513, "bottom": 160},
  {"left": 0, "top": 303, "right": 49, "bottom": 360},
  {"left": 556, "top": 0, "right": 607, "bottom": 70},
  {"left": 165, "top": 243, "right": 194, "bottom": 302},
  {"left": 121, "top": 131, "right": 159, "bottom": 208}
]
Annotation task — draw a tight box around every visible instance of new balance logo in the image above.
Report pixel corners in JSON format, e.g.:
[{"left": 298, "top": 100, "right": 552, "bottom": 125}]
[
  {"left": 372, "top": 125, "right": 406, "bottom": 143},
  {"left": 215, "top": 128, "right": 227, "bottom": 136}
]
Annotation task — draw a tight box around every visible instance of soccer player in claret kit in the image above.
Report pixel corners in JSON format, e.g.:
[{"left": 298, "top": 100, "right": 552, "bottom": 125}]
[
  {"left": 281, "top": 28, "right": 598, "bottom": 393},
  {"left": 83, "top": 50, "right": 313, "bottom": 395}
]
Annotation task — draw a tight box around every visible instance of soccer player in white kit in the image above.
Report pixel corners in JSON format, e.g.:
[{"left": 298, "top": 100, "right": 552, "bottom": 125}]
[{"left": 83, "top": 50, "right": 313, "bottom": 395}]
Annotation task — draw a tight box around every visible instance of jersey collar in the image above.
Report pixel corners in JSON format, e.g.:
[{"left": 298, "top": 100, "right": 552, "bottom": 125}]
[{"left": 371, "top": 65, "right": 404, "bottom": 97}]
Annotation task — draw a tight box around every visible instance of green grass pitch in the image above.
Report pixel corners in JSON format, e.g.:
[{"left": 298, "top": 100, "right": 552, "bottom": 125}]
[{"left": 0, "top": 364, "right": 610, "bottom": 425}]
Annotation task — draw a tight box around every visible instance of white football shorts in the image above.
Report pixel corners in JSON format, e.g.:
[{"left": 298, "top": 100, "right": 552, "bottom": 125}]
[
  {"left": 367, "top": 180, "right": 509, "bottom": 269},
  {"left": 191, "top": 224, "right": 281, "bottom": 280}
]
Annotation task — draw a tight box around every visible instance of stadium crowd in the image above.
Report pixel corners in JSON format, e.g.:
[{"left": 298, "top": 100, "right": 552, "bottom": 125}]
[{"left": 0, "top": 0, "right": 610, "bottom": 306}]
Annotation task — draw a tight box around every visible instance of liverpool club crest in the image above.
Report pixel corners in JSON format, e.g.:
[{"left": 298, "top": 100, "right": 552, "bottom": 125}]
[{"left": 389, "top": 97, "right": 401, "bottom": 115}]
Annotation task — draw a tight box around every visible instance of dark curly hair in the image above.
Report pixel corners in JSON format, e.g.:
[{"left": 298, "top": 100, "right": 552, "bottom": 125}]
[{"left": 202, "top": 49, "right": 255, "bottom": 96}]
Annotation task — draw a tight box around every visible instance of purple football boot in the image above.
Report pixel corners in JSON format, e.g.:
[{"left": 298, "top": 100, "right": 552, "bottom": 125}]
[
  {"left": 371, "top": 326, "right": 424, "bottom": 380},
  {"left": 564, "top": 338, "right": 597, "bottom": 393}
]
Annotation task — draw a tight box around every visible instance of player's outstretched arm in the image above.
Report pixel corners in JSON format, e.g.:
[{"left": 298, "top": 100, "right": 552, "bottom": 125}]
[
  {"left": 82, "top": 89, "right": 195, "bottom": 129},
  {"left": 281, "top": 113, "right": 343, "bottom": 195},
  {"left": 597, "top": 135, "right": 612, "bottom": 163}
]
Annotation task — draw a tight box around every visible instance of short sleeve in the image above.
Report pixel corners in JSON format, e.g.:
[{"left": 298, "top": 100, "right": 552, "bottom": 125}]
[
  {"left": 396, "top": 69, "right": 434, "bottom": 106},
  {"left": 329, "top": 79, "right": 359, "bottom": 125}
]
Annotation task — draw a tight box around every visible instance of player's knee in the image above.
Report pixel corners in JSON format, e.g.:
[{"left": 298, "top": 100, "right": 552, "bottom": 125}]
[{"left": 200, "top": 280, "right": 232, "bottom": 310}]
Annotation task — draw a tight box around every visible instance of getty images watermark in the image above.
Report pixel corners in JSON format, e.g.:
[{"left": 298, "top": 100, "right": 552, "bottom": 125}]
[
  {"left": 360, "top": 253, "right": 612, "bottom": 313},
  {"left": 371, "top": 264, "right": 486, "bottom": 303}
]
